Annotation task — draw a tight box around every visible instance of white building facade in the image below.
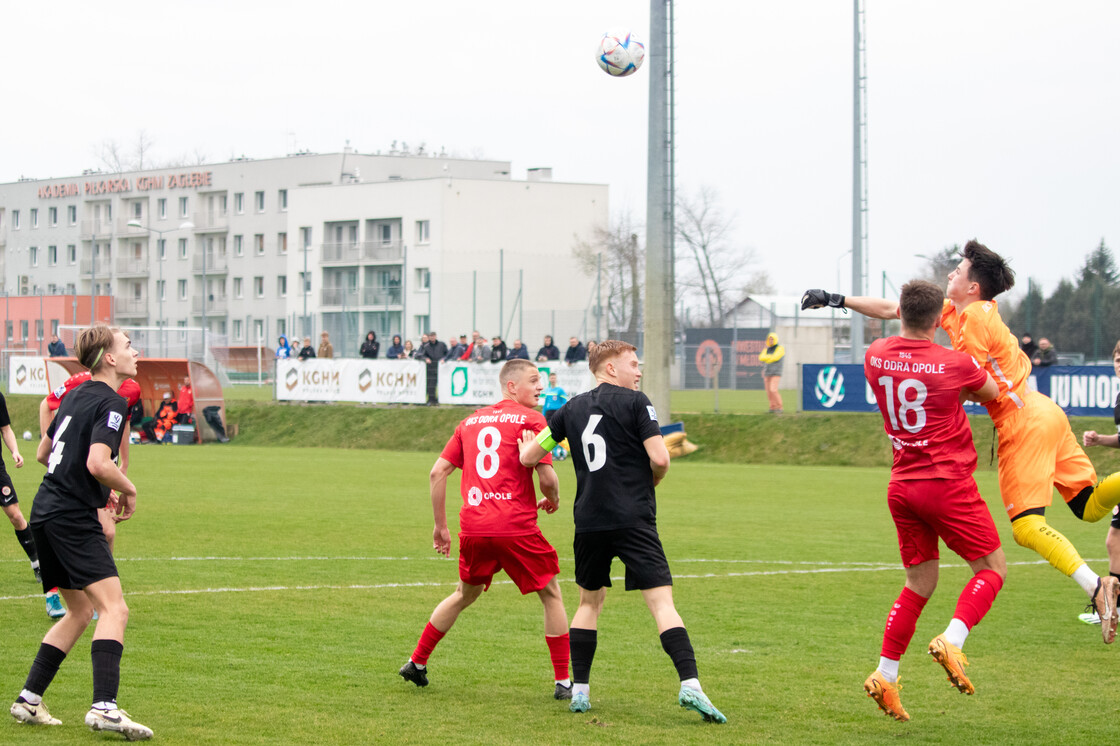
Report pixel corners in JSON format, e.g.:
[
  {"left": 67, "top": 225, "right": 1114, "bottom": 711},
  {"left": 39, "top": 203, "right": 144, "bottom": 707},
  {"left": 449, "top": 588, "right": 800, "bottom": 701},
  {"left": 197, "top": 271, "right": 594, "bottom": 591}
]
[{"left": 0, "top": 152, "right": 607, "bottom": 358}]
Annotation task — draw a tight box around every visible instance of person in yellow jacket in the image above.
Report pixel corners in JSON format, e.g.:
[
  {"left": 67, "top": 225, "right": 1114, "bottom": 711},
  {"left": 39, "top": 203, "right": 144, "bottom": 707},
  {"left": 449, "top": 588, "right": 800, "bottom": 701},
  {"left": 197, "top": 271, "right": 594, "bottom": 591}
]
[{"left": 758, "top": 332, "right": 785, "bottom": 414}]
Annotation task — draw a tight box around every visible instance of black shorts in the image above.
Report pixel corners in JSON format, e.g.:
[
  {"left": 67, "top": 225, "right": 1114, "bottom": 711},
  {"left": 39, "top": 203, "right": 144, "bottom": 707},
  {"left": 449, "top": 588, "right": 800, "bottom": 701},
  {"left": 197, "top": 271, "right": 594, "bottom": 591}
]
[
  {"left": 1112, "top": 504, "right": 1120, "bottom": 531},
  {"left": 31, "top": 511, "right": 118, "bottom": 592},
  {"left": 573, "top": 525, "right": 673, "bottom": 591},
  {"left": 0, "top": 468, "right": 15, "bottom": 507}
]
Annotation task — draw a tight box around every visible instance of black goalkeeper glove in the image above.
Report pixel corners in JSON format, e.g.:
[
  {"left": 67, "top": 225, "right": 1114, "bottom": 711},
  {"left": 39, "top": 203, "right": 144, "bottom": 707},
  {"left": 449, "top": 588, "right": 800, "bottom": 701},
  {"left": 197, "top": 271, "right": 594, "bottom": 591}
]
[{"left": 801, "top": 289, "right": 846, "bottom": 311}]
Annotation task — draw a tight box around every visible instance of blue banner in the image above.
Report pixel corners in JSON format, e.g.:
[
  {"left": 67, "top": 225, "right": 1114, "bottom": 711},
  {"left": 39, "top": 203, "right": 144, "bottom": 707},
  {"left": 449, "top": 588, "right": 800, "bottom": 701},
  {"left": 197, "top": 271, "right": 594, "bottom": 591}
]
[{"left": 802, "top": 364, "right": 1120, "bottom": 418}]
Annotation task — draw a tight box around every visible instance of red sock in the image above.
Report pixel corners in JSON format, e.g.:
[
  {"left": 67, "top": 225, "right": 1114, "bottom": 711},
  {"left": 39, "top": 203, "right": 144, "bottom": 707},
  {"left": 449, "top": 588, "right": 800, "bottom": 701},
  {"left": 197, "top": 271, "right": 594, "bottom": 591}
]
[
  {"left": 880, "top": 586, "right": 928, "bottom": 660},
  {"left": 952, "top": 569, "right": 1004, "bottom": 629},
  {"left": 546, "top": 633, "right": 570, "bottom": 681},
  {"left": 411, "top": 622, "right": 446, "bottom": 666}
]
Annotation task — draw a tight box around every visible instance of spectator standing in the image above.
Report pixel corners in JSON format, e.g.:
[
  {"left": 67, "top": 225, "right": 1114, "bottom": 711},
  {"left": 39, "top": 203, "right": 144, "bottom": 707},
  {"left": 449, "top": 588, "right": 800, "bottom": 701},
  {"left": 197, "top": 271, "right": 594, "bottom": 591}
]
[
  {"left": 317, "top": 331, "right": 334, "bottom": 359},
  {"left": 1020, "top": 333, "right": 1038, "bottom": 362},
  {"left": 47, "top": 335, "right": 67, "bottom": 357},
  {"left": 177, "top": 380, "right": 194, "bottom": 425},
  {"left": 403, "top": 340, "right": 417, "bottom": 359},
  {"left": 444, "top": 335, "right": 467, "bottom": 362},
  {"left": 387, "top": 335, "right": 405, "bottom": 359},
  {"left": 469, "top": 335, "right": 491, "bottom": 363},
  {"left": 297, "top": 337, "right": 316, "bottom": 360},
  {"left": 508, "top": 339, "right": 530, "bottom": 360},
  {"left": 423, "top": 332, "right": 448, "bottom": 405},
  {"left": 758, "top": 332, "right": 786, "bottom": 414},
  {"left": 565, "top": 337, "right": 587, "bottom": 365},
  {"left": 1033, "top": 337, "right": 1057, "bottom": 367},
  {"left": 537, "top": 335, "right": 560, "bottom": 362},
  {"left": 275, "top": 336, "right": 291, "bottom": 359},
  {"left": 491, "top": 336, "right": 509, "bottom": 364},
  {"left": 360, "top": 331, "right": 380, "bottom": 359}
]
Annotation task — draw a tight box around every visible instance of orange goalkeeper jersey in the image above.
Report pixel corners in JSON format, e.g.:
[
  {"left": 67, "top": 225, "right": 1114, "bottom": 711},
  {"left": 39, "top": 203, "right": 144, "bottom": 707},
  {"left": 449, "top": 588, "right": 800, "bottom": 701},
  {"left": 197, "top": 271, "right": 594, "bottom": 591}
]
[{"left": 940, "top": 298, "right": 1031, "bottom": 427}]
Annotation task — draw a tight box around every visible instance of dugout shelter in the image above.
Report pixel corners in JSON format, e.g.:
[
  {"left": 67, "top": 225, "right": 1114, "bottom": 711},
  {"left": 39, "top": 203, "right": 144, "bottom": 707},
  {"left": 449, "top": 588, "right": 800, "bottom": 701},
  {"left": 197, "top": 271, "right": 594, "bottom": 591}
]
[{"left": 45, "top": 358, "right": 228, "bottom": 443}]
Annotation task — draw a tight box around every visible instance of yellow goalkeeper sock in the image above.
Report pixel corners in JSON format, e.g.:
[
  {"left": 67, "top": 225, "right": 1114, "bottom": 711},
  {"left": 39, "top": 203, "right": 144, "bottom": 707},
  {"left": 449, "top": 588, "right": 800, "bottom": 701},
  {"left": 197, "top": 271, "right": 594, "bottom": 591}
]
[
  {"left": 1082, "top": 472, "right": 1120, "bottom": 523},
  {"left": 1011, "top": 513, "right": 1086, "bottom": 577}
]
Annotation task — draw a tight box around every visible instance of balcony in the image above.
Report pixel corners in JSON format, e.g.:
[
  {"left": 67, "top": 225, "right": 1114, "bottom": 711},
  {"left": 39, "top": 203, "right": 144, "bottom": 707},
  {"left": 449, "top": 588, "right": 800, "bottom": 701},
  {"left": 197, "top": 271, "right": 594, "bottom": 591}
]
[
  {"left": 361, "top": 286, "right": 402, "bottom": 306},
  {"left": 361, "top": 241, "right": 404, "bottom": 263},
  {"left": 320, "top": 241, "right": 404, "bottom": 265},
  {"left": 80, "top": 219, "right": 113, "bottom": 238},
  {"left": 191, "top": 295, "right": 229, "bottom": 314},
  {"left": 116, "top": 257, "right": 150, "bottom": 276},
  {"left": 320, "top": 287, "right": 359, "bottom": 308},
  {"left": 118, "top": 218, "right": 149, "bottom": 235},
  {"left": 191, "top": 253, "right": 229, "bottom": 274},
  {"left": 192, "top": 210, "right": 229, "bottom": 232},
  {"left": 115, "top": 297, "right": 149, "bottom": 317},
  {"left": 78, "top": 259, "right": 112, "bottom": 277},
  {"left": 320, "top": 242, "right": 361, "bottom": 265}
]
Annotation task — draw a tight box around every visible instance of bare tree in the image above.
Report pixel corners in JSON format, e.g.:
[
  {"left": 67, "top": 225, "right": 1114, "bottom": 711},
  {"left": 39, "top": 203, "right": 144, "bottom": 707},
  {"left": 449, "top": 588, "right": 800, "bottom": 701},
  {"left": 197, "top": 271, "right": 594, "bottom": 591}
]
[
  {"left": 572, "top": 214, "right": 644, "bottom": 335},
  {"left": 133, "top": 130, "right": 155, "bottom": 170},
  {"left": 94, "top": 138, "right": 126, "bottom": 173},
  {"left": 916, "top": 245, "right": 960, "bottom": 288},
  {"left": 676, "top": 186, "right": 756, "bottom": 326}
]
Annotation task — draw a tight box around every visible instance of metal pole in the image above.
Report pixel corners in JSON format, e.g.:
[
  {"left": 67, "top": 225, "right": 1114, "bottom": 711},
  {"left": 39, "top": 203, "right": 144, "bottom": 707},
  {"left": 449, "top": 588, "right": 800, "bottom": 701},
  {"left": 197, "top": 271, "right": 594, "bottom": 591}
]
[
  {"left": 159, "top": 240, "right": 165, "bottom": 356},
  {"left": 518, "top": 269, "right": 523, "bottom": 341},
  {"left": 596, "top": 252, "right": 602, "bottom": 341},
  {"left": 201, "top": 237, "right": 207, "bottom": 362},
  {"left": 302, "top": 233, "right": 309, "bottom": 336},
  {"left": 851, "top": 0, "right": 867, "bottom": 358},
  {"left": 472, "top": 270, "right": 477, "bottom": 331},
  {"left": 644, "top": 0, "right": 673, "bottom": 419},
  {"left": 90, "top": 239, "right": 96, "bottom": 322},
  {"left": 499, "top": 248, "right": 504, "bottom": 336}
]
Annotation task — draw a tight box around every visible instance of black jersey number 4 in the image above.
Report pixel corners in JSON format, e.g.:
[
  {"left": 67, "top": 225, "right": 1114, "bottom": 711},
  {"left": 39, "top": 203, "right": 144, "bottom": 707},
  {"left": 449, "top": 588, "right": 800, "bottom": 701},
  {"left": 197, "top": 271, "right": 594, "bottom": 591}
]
[{"left": 46, "top": 415, "right": 73, "bottom": 475}]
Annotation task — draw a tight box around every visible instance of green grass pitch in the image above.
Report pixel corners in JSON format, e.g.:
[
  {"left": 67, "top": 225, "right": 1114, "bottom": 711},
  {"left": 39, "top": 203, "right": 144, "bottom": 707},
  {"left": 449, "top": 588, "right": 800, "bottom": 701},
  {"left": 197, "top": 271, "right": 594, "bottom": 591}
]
[{"left": 1, "top": 446, "right": 1118, "bottom": 744}]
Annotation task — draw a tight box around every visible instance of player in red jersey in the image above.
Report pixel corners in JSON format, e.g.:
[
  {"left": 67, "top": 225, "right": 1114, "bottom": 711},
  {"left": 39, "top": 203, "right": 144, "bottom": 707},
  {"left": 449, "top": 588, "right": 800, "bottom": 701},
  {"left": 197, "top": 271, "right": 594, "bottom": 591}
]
[
  {"left": 399, "top": 358, "right": 571, "bottom": 699},
  {"left": 861, "top": 281, "right": 1006, "bottom": 722},
  {"left": 38, "top": 372, "right": 142, "bottom": 619}
]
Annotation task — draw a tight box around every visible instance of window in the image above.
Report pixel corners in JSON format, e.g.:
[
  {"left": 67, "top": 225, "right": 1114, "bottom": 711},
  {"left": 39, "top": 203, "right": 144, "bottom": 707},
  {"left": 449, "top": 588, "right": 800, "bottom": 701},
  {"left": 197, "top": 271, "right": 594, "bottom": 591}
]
[
  {"left": 416, "top": 267, "right": 430, "bottom": 291},
  {"left": 35, "top": 320, "right": 43, "bottom": 341},
  {"left": 177, "top": 197, "right": 187, "bottom": 218},
  {"left": 4, "top": 321, "right": 11, "bottom": 341},
  {"left": 178, "top": 279, "right": 188, "bottom": 300},
  {"left": 233, "top": 319, "right": 243, "bottom": 341},
  {"left": 254, "top": 276, "right": 264, "bottom": 298},
  {"left": 255, "top": 234, "right": 264, "bottom": 255},
  {"left": 255, "top": 191, "right": 264, "bottom": 212},
  {"left": 67, "top": 244, "right": 76, "bottom": 264},
  {"left": 157, "top": 239, "right": 166, "bottom": 260},
  {"left": 49, "top": 207, "right": 58, "bottom": 226},
  {"left": 234, "top": 193, "right": 244, "bottom": 214},
  {"left": 298, "top": 272, "right": 310, "bottom": 295},
  {"left": 277, "top": 319, "right": 286, "bottom": 337},
  {"left": 65, "top": 283, "right": 76, "bottom": 294},
  {"left": 234, "top": 235, "right": 243, "bottom": 256},
  {"left": 48, "top": 245, "right": 57, "bottom": 266},
  {"left": 178, "top": 238, "right": 188, "bottom": 259},
  {"left": 29, "top": 246, "right": 38, "bottom": 267},
  {"left": 51, "top": 320, "right": 59, "bottom": 335},
  {"left": 157, "top": 280, "right": 166, "bottom": 301},
  {"left": 30, "top": 209, "right": 38, "bottom": 228},
  {"left": 416, "top": 220, "right": 430, "bottom": 244},
  {"left": 278, "top": 232, "right": 287, "bottom": 255},
  {"left": 67, "top": 205, "right": 77, "bottom": 225},
  {"left": 158, "top": 198, "right": 167, "bottom": 219},
  {"left": 11, "top": 210, "right": 18, "bottom": 229},
  {"left": 380, "top": 224, "right": 392, "bottom": 245},
  {"left": 415, "top": 315, "right": 429, "bottom": 337},
  {"left": 233, "top": 277, "right": 243, "bottom": 299},
  {"left": 278, "top": 189, "right": 287, "bottom": 211},
  {"left": 132, "top": 202, "right": 142, "bottom": 219},
  {"left": 300, "top": 227, "right": 311, "bottom": 249},
  {"left": 277, "top": 275, "right": 287, "bottom": 297},
  {"left": 20, "top": 321, "right": 28, "bottom": 340}
]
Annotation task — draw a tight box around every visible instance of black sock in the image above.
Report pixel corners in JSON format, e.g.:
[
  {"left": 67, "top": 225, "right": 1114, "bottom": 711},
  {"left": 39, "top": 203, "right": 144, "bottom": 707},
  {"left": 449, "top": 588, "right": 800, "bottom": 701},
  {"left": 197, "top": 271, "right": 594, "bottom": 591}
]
[
  {"left": 569, "top": 628, "right": 597, "bottom": 685},
  {"left": 91, "top": 639, "right": 124, "bottom": 706},
  {"left": 660, "top": 627, "right": 698, "bottom": 681},
  {"left": 23, "top": 643, "right": 67, "bottom": 697},
  {"left": 14, "top": 526, "right": 37, "bottom": 562}
]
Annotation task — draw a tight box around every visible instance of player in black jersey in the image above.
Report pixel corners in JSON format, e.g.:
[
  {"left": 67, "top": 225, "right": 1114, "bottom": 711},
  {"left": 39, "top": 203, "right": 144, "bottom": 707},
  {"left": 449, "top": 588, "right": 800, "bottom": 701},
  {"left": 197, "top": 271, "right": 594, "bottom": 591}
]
[
  {"left": 519, "top": 339, "right": 726, "bottom": 723},
  {"left": 1081, "top": 340, "right": 1120, "bottom": 625},
  {"left": 9, "top": 325, "right": 152, "bottom": 741},
  {"left": 0, "top": 390, "right": 36, "bottom": 582}
]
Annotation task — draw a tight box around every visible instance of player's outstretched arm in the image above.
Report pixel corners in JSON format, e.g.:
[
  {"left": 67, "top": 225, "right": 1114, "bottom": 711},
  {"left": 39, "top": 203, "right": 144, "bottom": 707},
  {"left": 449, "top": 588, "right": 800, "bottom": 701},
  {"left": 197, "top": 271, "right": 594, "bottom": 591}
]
[
  {"left": 429, "top": 457, "right": 456, "bottom": 557},
  {"left": 534, "top": 464, "right": 560, "bottom": 514},
  {"left": 0, "top": 425, "right": 22, "bottom": 468},
  {"left": 643, "top": 435, "right": 671, "bottom": 486},
  {"left": 519, "top": 428, "right": 551, "bottom": 467},
  {"left": 802, "top": 289, "right": 899, "bottom": 320},
  {"left": 88, "top": 443, "right": 137, "bottom": 521},
  {"left": 1084, "top": 430, "right": 1120, "bottom": 449}
]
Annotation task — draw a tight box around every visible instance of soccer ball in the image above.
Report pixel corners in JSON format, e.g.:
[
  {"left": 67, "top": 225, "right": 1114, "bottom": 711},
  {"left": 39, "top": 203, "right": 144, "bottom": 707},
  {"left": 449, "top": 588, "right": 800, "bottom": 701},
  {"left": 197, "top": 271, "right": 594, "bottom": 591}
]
[
  {"left": 596, "top": 32, "right": 645, "bottom": 77},
  {"left": 21, "top": 431, "right": 31, "bottom": 441},
  {"left": 551, "top": 445, "right": 569, "bottom": 461}
]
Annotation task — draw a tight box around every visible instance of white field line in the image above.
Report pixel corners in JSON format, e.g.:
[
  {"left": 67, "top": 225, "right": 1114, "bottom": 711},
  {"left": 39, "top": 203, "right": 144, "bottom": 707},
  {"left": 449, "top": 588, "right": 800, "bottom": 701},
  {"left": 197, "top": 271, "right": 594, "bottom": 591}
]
[{"left": 0, "top": 557, "right": 1076, "bottom": 603}]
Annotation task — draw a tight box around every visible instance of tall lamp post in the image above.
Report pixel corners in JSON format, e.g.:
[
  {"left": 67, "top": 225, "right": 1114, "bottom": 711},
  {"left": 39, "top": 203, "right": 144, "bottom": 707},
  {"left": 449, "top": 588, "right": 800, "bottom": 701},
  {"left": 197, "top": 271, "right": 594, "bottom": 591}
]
[{"left": 126, "top": 220, "right": 194, "bottom": 356}]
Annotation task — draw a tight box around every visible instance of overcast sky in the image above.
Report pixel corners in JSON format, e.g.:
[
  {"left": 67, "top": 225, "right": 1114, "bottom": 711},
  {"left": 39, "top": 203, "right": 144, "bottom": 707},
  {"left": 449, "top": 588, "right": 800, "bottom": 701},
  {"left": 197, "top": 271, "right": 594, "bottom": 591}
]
[{"left": 3, "top": 1, "right": 1117, "bottom": 303}]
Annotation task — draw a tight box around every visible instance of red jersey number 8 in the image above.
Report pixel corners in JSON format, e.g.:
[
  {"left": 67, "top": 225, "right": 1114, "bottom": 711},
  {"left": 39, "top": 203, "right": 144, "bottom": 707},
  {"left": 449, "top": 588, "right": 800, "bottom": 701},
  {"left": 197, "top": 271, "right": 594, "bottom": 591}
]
[{"left": 476, "top": 426, "right": 501, "bottom": 479}]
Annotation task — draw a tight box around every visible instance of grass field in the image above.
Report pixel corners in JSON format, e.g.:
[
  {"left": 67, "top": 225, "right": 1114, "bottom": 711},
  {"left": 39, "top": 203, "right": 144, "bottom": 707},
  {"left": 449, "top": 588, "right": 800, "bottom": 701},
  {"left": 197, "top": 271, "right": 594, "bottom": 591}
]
[{"left": 1, "top": 446, "right": 1119, "bottom": 744}]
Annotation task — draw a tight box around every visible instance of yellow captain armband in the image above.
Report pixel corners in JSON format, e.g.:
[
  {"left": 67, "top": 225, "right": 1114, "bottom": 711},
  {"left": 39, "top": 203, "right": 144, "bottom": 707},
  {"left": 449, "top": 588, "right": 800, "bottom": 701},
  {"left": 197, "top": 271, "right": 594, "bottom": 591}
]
[{"left": 536, "top": 427, "right": 557, "bottom": 452}]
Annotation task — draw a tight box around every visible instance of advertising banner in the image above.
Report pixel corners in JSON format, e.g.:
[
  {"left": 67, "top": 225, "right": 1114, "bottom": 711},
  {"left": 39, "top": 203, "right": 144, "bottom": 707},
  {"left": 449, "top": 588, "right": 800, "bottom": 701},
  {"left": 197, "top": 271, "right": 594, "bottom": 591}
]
[
  {"left": 437, "top": 362, "right": 594, "bottom": 406},
  {"left": 275, "top": 359, "right": 426, "bottom": 404},
  {"left": 682, "top": 328, "right": 770, "bottom": 390},
  {"left": 7, "top": 356, "right": 51, "bottom": 395},
  {"left": 802, "top": 363, "right": 1120, "bottom": 418}
]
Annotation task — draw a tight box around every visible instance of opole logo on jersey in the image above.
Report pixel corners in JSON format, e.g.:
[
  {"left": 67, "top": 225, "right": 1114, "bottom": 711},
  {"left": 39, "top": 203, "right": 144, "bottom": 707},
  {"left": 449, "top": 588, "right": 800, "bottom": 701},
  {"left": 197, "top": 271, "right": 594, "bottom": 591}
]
[
  {"left": 815, "top": 366, "right": 846, "bottom": 407},
  {"left": 468, "top": 486, "right": 483, "bottom": 506}
]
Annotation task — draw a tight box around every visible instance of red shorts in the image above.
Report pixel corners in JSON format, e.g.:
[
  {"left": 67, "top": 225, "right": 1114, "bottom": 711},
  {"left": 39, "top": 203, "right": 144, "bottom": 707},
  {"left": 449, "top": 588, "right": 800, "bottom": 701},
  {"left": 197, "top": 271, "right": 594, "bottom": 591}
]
[
  {"left": 888, "top": 477, "right": 1001, "bottom": 567},
  {"left": 458, "top": 530, "right": 560, "bottom": 593}
]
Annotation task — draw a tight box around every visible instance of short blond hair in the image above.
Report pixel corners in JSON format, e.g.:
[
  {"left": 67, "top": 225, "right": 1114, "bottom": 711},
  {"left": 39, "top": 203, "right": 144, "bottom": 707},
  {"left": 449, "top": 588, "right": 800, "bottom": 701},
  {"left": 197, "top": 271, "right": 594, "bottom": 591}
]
[
  {"left": 589, "top": 339, "right": 637, "bottom": 374},
  {"left": 75, "top": 325, "right": 124, "bottom": 373},
  {"left": 500, "top": 358, "right": 536, "bottom": 386}
]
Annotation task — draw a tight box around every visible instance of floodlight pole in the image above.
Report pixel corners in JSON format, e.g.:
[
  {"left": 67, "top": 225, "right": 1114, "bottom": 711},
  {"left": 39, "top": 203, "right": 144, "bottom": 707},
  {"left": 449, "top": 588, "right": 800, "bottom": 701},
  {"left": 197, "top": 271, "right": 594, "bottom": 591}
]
[
  {"left": 127, "top": 219, "right": 193, "bottom": 356},
  {"left": 644, "top": 0, "right": 674, "bottom": 421}
]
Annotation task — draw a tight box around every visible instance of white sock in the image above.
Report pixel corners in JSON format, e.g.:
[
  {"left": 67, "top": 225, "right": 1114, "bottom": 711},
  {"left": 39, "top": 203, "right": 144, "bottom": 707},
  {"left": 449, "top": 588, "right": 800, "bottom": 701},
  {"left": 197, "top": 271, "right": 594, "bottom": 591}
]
[
  {"left": 556, "top": 678, "right": 571, "bottom": 687},
  {"left": 1073, "top": 564, "right": 1099, "bottom": 596},
  {"left": 877, "top": 657, "right": 899, "bottom": 683},
  {"left": 92, "top": 701, "right": 116, "bottom": 711},
  {"left": 19, "top": 690, "right": 41, "bottom": 706},
  {"left": 680, "top": 677, "right": 701, "bottom": 692},
  {"left": 573, "top": 683, "right": 590, "bottom": 698},
  {"left": 944, "top": 618, "right": 970, "bottom": 649},
  {"left": 410, "top": 660, "right": 426, "bottom": 671}
]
